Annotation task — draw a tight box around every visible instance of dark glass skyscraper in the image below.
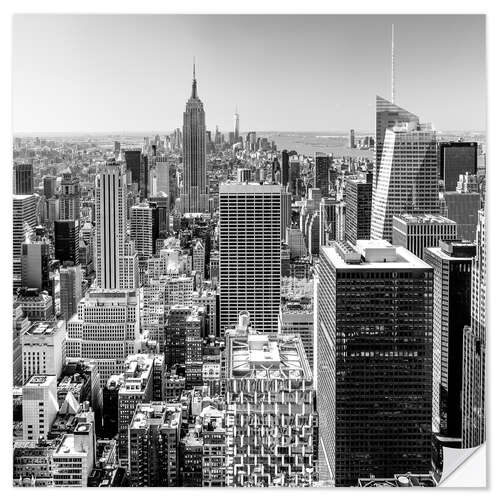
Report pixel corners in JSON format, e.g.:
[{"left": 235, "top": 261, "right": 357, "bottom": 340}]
[
  {"left": 14, "top": 162, "right": 33, "bottom": 195},
  {"left": 180, "top": 64, "right": 208, "bottom": 214},
  {"left": 439, "top": 142, "right": 478, "bottom": 191},
  {"left": 318, "top": 240, "right": 433, "bottom": 486},
  {"left": 54, "top": 219, "right": 80, "bottom": 266},
  {"left": 314, "top": 152, "right": 330, "bottom": 197},
  {"left": 344, "top": 172, "right": 372, "bottom": 245},
  {"left": 424, "top": 241, "right": 475, "bottom": 443}
]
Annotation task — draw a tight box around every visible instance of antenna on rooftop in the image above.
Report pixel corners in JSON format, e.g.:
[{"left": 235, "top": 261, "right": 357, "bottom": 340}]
[{"left": 391, "top": 24, "right": 396, "bottom": 103}]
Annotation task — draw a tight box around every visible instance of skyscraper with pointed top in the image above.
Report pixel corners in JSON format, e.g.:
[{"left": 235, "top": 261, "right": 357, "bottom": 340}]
[
  {"left": 234, "top": 106, "right": 240, "bottom": 143},
  {"left": 180, "top": 62, "right": 208, "bottom": 214}
]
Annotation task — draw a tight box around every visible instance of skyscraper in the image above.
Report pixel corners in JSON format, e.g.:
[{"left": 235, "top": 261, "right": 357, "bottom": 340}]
[
  {"left": 13, "top": 194, "right": 37, "bottom": 288},
  {"left": 234, "top": 106, "right": 240, "bottom": 142},
  {"left": 462, "top": 210, "right": 486, "bottom": 448},
  {"left": 59, "top": 170, "right": 81, "bottom": 221},
  {"left": 14, "top": 162, "right": 34, "bottom": 195},
  {"left": 318, "top": 240, "right": 433, "bottom": 486},
  {"left": 345, "top": 172, "right": 373, "bottom": 245},
  {"left": 371, "top": 121, "right": 440, "bottom": 242},
  {"left": 375, "top": 96, "right": 419, "bottom": 190},
  {"left": 219, "top": 182, "right": 281, "bottom": 336},
  {"left": 424, "top": 240, "right": 475, "bottom": 442},
  {"left": 314, "top": 152, "right": 331, "bottom": 197},
  {"left": 439, "top": 142, "right": 478, "bottom": 191},
  {"left": 95, "top": 161, "right": 138, "bottom": 290},
  {"left": 54, "top": 219, "right": 80, "bottom": 266},
  {"left": 180, "top": 64, "right": 208, "bottom": 214},
  {"left": 60, "top": 265, "right": 83, "bottom": 321}
]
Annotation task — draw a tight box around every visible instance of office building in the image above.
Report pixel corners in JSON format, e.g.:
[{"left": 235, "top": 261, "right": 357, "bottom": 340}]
[
  {"left": 315, "top": 153, "right": 331, "bottom": 197},
  {"left": 375, "top": 95, "right": 419, "bottom": 190},
  {"left": 67, "top": 289, "right": 140, "bottom": 387},
  {"left": 278, "top": 300, "right": 314, "bottom": 369},
  {"left": 443, "top": 172, "right": 481, "bottom": 242},
  {"left": 21, "top": 320, "right": 66, "bottom": 383},
  {"left": 14, "top": 162, "right": 34, "bottom": 195},
  {"left": 128, "top": 402, "right": 182, "bottom": 486},
  {"left": 439, "top": 142, "right": 478, "bottom": 191},
  {"left": 392, "top": 214, "right": 457, "bottom": 259},
  {"left": 345, "top": 172, "right": 373, "bottom": 245},
  {"left": 43, "top": 175, "right": 57, "bottom": 199},
  {"left": 180, "top": 64, "right": 209, "bottom": 214},
  {"left": 318, "top": 240, "right": 433, "bottom": 486},
  {"left": 371, "top": 122, "right": 440, "bottom": 242},
  {"left": 60, "top": 265, "right": 83, "bottom": 321},
  {"left": 95, "top": 161, "right": 138, "bottom": 290},
  {"left": 22, "top": 375, "right": 59, "bottom": 441},
  {"left": 225, "top": 312, "right": 317, "bottom": 487},
  {"left": 13, "top": 194, "right": 37, "bottom": 288},
  {"left": 54, "top": 219, "right": 80, "bottom": 266},
  {"left": 21, "top": 239, "right": 51, "bottom": 291},
  {"left": 130, "top": 203, "right": 155, "bottom": 270},
  {"left": 219, "top": 182, "right": 281, "bottom": 336},
  {"left": 59, "top": 170, "right": 80, "bottom": 221},
  {"left": 349, "top": 129, "right": 355, "bottom": 149},
  {"left": 234, "top": 106, "right": 240, "bottom": 143},
  {"left": 462, "top": 210, "right": 486, "bottom": 448},
  {"left": 424, "top": 241, "right": 475, "bottom": 441}
]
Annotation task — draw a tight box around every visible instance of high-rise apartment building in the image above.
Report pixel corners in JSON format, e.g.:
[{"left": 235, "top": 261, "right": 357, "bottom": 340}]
[
  {"left": 234, "top": 106, "right": 240, "bottom": 143},
  {"left": 59, "top": 170, "right": 80, "bottom": 221},
  {"left": 345, "top": 172, "right": 373, "bottom": 245},
  {"left": 318, "top": 240, "right": 433, "bottom": 486},
  {"left": 67, "top": 289, "right": 140, "bottom": 387},
  {"left": 180, "top": 65, "right": 208, "bottom": 214},
  {"left": 95, "top": 161, "right": 138, "bottom": 290},
  {"left": 462, "top": 210, "right": 486, "bottom": 448},
  {"left": 219, "top": 182, "right": 281, "bottom": 336},
  {"left": 14, "top": 162, "right": 34, "bottom": 195},
  {"left": 392, "top": 214, "right": 457, "bottom": 259},
  {"left": 439, "top": 142, "right": 478, "bottom": 191},
  {"left": 424, "top": 241, "right": 475, "bottom": 442},
  {"left": 371, "top": 122, "right": 440, "bottom": 242},
  {"left": 128, "top": 402, "right": 182, "bottom": 486},
  {"left": 225, "top": 313, "right": 317, "bottom": 487}
]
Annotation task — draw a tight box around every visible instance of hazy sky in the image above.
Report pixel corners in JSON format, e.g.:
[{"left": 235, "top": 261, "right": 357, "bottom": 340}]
[{"left": 12, "top": 14, "right": 486, "bottom": 134}]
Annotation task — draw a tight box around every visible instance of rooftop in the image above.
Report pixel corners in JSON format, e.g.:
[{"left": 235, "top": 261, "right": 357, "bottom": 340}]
[
  {"left": 130, "top": 403, "right": 182, "bottom": 430},
  {"left": 394, "top": 214, "right": 456, "bottom": 225},
  {"left": 25, "top": 320, "right": 65, "bottom": 337},
  {"left": 322, "top": 240, "right": 432, "bottom": 270},
  {"left": 24, "top": 374, "right": 56, "bottom": 387}
]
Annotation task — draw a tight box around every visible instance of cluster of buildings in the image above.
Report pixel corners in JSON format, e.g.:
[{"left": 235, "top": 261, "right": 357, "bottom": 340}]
[{"left": 12, "top": 66, "right": 486, "bottom": 488}]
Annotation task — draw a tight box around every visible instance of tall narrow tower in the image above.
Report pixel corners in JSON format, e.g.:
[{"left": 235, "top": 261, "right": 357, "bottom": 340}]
[
  {"left": 234, "top": 106, "right": 240, "bottom": 143},
  {"left": 180, "top": 62, "right": 208, "bottom": 214}
]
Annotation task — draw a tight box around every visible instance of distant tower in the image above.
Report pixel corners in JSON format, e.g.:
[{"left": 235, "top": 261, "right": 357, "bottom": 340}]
[
  {"left": 180, "top": 61, "right": 208, "bottom": 214},
  {"left": 234, "top": 106, "right": 240, "bottom": 143}
]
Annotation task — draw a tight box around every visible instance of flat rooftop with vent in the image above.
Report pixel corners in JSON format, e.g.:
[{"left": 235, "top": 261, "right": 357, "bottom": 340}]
[
  {"left": 226, "top": 311, "right": 311, "bottom": 381},
  {"left": 323, "top": 239, "right": 431, "bottom": 270}
]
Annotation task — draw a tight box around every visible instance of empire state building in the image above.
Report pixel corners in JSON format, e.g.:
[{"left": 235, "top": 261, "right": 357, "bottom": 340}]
[{"left": 180, "top": 64, "right": 209, "bottom": 214}]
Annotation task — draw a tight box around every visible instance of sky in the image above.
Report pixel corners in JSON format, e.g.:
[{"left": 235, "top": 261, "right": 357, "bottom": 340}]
[{"left": 12, "top": 14, "right": 486, "bottom": 134}]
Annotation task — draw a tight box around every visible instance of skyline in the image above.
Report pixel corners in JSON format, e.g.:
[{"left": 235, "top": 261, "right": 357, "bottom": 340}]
[{"left": 12, "top": 14, "right": 486, "bottom": 134}]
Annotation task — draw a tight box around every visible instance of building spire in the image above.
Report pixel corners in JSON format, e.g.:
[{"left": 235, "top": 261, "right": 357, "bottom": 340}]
[
  {"left": 191, "top": 57, "right": 198, "bottom": 99},
  {"left": 391, "top": 24, "right": 395, "bottom": 103}
]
